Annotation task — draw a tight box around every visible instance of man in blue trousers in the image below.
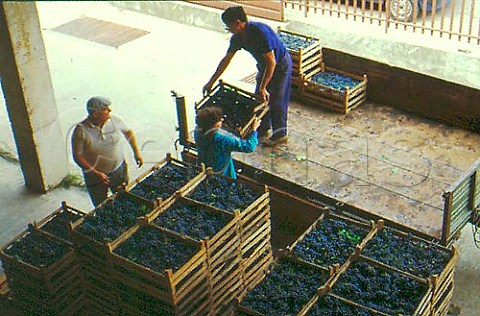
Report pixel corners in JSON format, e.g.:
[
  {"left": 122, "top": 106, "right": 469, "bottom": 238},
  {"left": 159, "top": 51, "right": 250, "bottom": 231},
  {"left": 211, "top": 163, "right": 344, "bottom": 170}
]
[{"left": 203, "top": 6, "right": 292, "bottom": 147}]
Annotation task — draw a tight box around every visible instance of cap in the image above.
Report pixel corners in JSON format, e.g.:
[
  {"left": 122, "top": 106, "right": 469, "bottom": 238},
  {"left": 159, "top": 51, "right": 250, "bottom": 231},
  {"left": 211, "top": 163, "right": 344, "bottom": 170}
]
[{"left": 86, "top": 96, "right": 111, "bottom": 114}]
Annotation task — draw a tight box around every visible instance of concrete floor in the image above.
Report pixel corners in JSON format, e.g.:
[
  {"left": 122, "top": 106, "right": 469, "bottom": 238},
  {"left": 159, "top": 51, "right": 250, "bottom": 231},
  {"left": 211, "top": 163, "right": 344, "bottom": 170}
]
[{"left": 0, "top": 2, "right": 479, "bottom": 315}]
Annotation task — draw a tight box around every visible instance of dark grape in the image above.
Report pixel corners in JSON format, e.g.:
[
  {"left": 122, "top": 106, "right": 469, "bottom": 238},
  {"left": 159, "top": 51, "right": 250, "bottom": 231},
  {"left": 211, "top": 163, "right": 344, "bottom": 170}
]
[
  {"left": 307, "top": 294, "right": 380, "bottom": 316},
  {"left": 114, "top": 226, "right": 199, "bottom": 273},
  {"left": 40, "top": 210, "right": 82, "bottom": 242},
  {"left": 153, "top": 201, "right": 233, "bottom": 240},
  {"left": 4, "top": 230, "right": 70, "bottom": 268},
  {"left": 241, "top": 257, "right": 330, "bottom": 315},
  {"left": 130, "top": 163, "right": 199, "bottom": 202},
  {"left": 293, "top": 217, "right": 369, "bottom": 267},
  {"left": 362, "top": 228, "right": 451, "bottom": 278},
  {"left": 332, "top": 260, "right": 428, "bottom": 315},
  {"left": 189, "top": 175, "right": 260, "bottom": 213},
  {"left": 76, "top": 194, "right": 151, "bottom": 243}
]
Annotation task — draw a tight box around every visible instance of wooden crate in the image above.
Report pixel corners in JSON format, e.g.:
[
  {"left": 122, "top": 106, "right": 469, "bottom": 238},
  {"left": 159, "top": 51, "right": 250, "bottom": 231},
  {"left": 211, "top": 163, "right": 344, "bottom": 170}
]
[
  {"left": 237, "top": 256, "right": 332, "bottom": 316},
  {"left": 70, "top": 190, "right": 158, "bottom": 253},
  {"left": 146, "top": 195, "right": 244, "bottom": 315},
  {"left": 32, "top": 201, "right": 88, "bottom": 244},
  {"left": 183, "top": 170, "right": 273, "bottom": 301},
  {"left": 0, "top": 227, "right": 81, "bottom": 315},
  {"left": 277, "top": 28, "right": 322, "bottom": 78},
  {"left": 361, "top": 225, "right": 457, "bottom": 281},
  {"left": 301, "top": 293, "right": 391, "bottom": 316},
  {"left": 287, "top": 210, "right": 377, "bottom": 272},
  {"left": 108, "top": 223, "right": 212, "bottom": 316},
  {"left": 238, "top": 191, "right": 273, "bottom": 294},
  {"left": 299, "top": 63, "right": 368, "bottom": 114},
  {"left": 125, "top": 152, "right": 205, "bottom": 205},
  {"left": 331, "top": 255, "right": 433, "bottom": 316},
  {"left": 195, "top": 80, "right": 268, "bottom": 138}
]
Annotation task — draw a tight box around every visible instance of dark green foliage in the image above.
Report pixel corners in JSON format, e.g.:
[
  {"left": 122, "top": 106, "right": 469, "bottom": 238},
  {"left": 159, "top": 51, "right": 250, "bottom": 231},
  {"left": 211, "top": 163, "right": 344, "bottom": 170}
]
[
  {"left": 114, "top": 226, "right": 199, "bottom": 273},
  {"left": 4, "top": 230, "right": 70, "bottom": 268},
  {"left": 307, "top": 295, "right": 380, "bottom": 316},
  {"left": 201, "top": 85, "right": 259, "bottom": 136},
  {"left": 362, "top": 228, "right": 451, "bottom": 278},
  {"left": 311, "top": 72, "right": 361, "bottom": 91},
  {"left": 241, "top": 258, "right": 330, "bottom": 315},
  {"left": 189, "top": 175, "right": 260, "bottom": 213},
  {"left": 293, "top": 218, "right": 369, "bottom": 267},
  {"left": 40, "top": 210, "right": 82, "bottom": 242},
  {"left": 332, "top": 260, "right": 428, "bottom": 315},
  {"left": 153, "top": 201, "right": 232, "bottom": 240},
  {"left": 130, "top": 163, "right": 199, "bottom": 202},
  {"left": 278, "top": 31, "right": 317, "bottom": 50},
  {"left": 76, "top": 194, "right": 151, "bottom": 243}
]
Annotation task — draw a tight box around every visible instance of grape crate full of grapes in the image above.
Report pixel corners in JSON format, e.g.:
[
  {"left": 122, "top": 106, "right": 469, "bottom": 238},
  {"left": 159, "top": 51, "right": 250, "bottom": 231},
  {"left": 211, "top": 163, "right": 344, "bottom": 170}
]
[{"left": 195, "top": 80, "right": 268, "bottom": 138}]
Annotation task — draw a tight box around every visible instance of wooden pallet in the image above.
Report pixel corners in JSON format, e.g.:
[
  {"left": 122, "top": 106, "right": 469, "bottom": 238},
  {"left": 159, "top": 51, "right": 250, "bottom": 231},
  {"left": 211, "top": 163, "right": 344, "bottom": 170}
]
[
  {"left": 195, "top": 80, "right": 268, "bottom": 138},
  {"left": 299, "top": 63, "right": 368, "bottom": 114}
]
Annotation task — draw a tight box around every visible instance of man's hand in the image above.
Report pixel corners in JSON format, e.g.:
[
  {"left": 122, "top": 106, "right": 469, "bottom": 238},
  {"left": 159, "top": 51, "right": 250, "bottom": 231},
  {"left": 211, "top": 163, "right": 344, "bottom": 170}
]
[
  {"left": 202, "top": 82, "right": 214, "bottom": 96},
  {"left": 135, "top": 153, "right": 144, "bottom": 168},
  {"left": 257, "top": 88, "right": 270, "bottom": 103},
  {"left": 94, "top": 169, "right": 110, "bottom": 184}
]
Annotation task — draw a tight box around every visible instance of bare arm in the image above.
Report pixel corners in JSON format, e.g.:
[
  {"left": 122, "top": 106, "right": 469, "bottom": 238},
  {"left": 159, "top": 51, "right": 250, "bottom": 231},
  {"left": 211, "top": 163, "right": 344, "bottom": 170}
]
[
  {"left": 257, "top": 50, "right": 276, "bottom": 102},
  {"left": 123, "top": 129, "right": 143, "bottom": 167},
  {"left": 203, "top": 52, "right": 235, "bottom": 95}
]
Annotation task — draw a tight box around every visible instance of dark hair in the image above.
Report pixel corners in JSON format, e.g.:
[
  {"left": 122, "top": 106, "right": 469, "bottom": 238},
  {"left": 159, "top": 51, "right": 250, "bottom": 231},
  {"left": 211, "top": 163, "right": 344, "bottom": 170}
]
[
  {"left": 196, "top": 107, "right": 223, "bottom": 131},
  {"left": 221, "top": 6, "right": 247, "bottom": 24}
]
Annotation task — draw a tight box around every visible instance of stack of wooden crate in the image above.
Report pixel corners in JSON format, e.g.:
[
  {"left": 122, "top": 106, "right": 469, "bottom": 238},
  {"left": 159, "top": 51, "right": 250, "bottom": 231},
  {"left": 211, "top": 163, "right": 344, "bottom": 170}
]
[
  {"left": 70, "top": 191, "right": 158, "bottom": 315},
  {"left": 109, "top": 222, "right": 211, "bottom": 315},
  {"left": 178, "top": 169, "right": 272, "bottom": 314},
  {"left": 278, "top": 28, "right": 322, "bottom": 96},
  {"left": 61, "top": 153, "right": 272, "bottom": 315},
  {"left": 236, "top": 207, "right": 457, "bottom": 316},
  {"left": 0, "top": 203, "right": 87, "bottom": 315}
]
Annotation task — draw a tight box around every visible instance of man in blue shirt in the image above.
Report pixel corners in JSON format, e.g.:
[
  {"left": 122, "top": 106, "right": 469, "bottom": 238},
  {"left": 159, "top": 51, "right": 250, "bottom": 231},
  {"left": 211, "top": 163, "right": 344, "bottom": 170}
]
[
  {"left": 203, "top": 6, "right": 292, "bottom": 147},
  {"left": 194, "top": 107, "right": 260, "bottom": 179}
]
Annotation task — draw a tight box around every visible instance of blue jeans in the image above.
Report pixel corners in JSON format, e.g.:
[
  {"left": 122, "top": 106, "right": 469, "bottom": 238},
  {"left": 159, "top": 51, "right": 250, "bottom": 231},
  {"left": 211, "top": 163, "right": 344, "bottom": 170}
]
[{"left": 257, "top": 52, "right": 292, "bottom": 139}]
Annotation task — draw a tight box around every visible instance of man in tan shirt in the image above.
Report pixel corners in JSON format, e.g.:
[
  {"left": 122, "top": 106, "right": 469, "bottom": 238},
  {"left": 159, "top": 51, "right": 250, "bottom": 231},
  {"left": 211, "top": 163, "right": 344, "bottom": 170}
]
[{"left": 72, "top": 96, "right": 143, "bottom": 206}]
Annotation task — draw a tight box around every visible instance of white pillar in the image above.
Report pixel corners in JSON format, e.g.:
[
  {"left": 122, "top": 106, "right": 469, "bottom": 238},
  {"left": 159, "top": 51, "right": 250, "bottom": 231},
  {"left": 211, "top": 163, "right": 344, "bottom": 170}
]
[{"left": 0, "top": 2, "right": 68, "bottom": 192}]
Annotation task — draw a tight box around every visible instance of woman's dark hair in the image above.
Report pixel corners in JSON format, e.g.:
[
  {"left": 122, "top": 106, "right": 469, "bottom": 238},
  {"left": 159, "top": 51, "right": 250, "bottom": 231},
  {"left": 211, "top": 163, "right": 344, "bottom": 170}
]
[
  {"left": 222, "top": 6, "right": 247, "bottom": 24},
  {"left": 196, "top": 107, "right": 223, "bottom": 131}
]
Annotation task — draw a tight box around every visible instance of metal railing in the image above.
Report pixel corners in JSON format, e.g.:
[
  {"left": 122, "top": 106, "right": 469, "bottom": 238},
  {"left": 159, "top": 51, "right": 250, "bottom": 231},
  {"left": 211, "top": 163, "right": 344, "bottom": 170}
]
[{"left": 284, "top": 0, "right": 480, "bottom": 45}]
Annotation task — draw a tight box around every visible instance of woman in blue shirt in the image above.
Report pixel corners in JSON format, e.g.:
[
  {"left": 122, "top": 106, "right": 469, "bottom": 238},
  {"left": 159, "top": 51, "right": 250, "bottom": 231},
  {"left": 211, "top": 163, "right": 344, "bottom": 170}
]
[
  {"left": 194, "top": 107, "right": 260, "bottom": 179},
  {"left": 202, "top": 6, "right": 292, "bottom": 147}
]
